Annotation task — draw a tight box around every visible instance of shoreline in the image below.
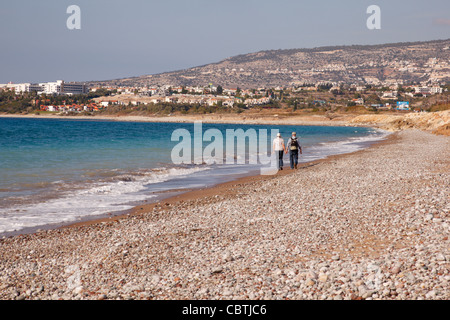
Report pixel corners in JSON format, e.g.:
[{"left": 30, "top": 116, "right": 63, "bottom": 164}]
[
  {"left": 0, "top": 130, "right": 392, "bottom": 239},
  {"left": 0, "top": 115, "right": 389, "bottom": 238},
  {"left": 0, "top": 129, "right": 448, "bottom": 300},
  {"left": 61, "top": 133, "right": 396, "bottom": 233},
  {"left": 3, "top": 110, "right": 448, "bottom": 135}
]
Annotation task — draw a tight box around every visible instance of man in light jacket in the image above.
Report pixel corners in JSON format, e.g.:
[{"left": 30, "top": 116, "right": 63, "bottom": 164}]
[{"left": 286, "top": 132, "right": 302, "bottom": 169}]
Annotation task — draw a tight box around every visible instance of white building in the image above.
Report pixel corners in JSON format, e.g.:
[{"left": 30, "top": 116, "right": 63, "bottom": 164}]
[
  {"left": 10, "top": 83, "right": 32, "bottom": 93},
  {"left": 381, "top": 91, "right": 398, "bottom": 99},
  {"left": 39, "top": 80, "right": 64, "bottom": 94},
  {"left": 430, "top": 86, "right": 443, "bottom": 94},
  {"left": 0, "top": 83, "right": 42, "bottom": 94},
  {"left": 1, "top": 80, "right": 88, "bottom": 95},
  {"left": 62, "top": 82, "right": 88, "bottom": 95},
  {"left": 413, "top": 86, "right": 443, "bottom": 95}
]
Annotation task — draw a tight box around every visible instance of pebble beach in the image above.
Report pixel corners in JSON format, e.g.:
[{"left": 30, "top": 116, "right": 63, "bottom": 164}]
[{"left": 0, "top": 129, "right": 448, "bottom": 300}]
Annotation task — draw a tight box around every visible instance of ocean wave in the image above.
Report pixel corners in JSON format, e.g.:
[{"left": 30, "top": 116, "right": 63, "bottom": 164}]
[
  {"left": 0, "top": 166, "right": 210, "bottom": 234},
  {"left": 300, "top": 129, "right": 390, "bottom": 161}
]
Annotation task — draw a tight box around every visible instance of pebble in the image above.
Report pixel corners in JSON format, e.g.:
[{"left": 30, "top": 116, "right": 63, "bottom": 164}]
[
  {"left": 391, "top": 265, "right": 402, "bottom": 274},
  {"left": 305, "top": 279, "right": 315, "bottom": 286},
  {"left": 436, "top": 254, "right": 446, "bottom": 261},
  {"left": 318, "top": 274, "right": 328, "bottom": 283}
]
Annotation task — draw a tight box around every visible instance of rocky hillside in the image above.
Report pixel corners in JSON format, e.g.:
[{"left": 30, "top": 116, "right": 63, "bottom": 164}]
[{"left": 91, "top": 39, "right": 450, "bottom": 88}]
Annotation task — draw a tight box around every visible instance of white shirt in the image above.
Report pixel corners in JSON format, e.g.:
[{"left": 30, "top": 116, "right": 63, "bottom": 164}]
[{"left": 273, "top": 137, "right": 284, "bottom": 151}]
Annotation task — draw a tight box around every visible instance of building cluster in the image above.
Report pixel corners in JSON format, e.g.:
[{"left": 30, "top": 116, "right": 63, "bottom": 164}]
[
  {"left": 93, "top": 85, "right": 270, "bottom": 98},
  {"left": 39, "top": 102, "right": 102, "bottom": 113},
  {"left": 0, "top": 80, "right": 88, "bottom": 95},
  {"left": 94, "top": 81, "right": 447, "bottom": 112},
  {"left": 32, "top": 97, "right": 101, "bottom": 112},
  {"left": 412, "top": 86, "right": 443, "bottom": 95},
  {"left": 1, "top": 76, "right": 446, "bottom": 114},
  {"left": 97, "top": 93, "right": 272, "bottom": 108},
  {"left": 378, "top": 86, "right": 443, "bottom": 100},
  {"left": 93, "top": 85, "right": 273, "bottom": 108}
]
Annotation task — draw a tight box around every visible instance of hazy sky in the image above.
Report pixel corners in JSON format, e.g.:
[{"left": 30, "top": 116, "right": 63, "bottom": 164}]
[{"left": 1, "top": 0, "right": 449, "bottom": 83}]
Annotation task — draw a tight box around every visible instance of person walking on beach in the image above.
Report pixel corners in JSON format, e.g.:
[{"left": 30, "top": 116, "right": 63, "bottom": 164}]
[
  {"left": 286, "top": 132, "right": 302, "bottom": 169},
  {"left": 273, "top": 133, "right": 286, "bottom": 170}
]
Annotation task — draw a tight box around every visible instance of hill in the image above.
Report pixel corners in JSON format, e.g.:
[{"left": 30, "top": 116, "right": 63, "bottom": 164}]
[{"left": 90, "top": 39, "right": 450, "bottom": 88}]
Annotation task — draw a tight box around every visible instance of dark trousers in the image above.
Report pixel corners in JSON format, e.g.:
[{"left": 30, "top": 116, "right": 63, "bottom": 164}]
[
  {"left": 276, "top": 151, "right": 284, "bottom": 169},
  {"left": 289, "top": 151, "right": 298, "bottom": 169}
]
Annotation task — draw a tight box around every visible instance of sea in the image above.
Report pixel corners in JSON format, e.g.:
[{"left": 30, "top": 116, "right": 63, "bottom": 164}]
[{"left": 0, "top": 117, "right": 390, "bottom": 236}]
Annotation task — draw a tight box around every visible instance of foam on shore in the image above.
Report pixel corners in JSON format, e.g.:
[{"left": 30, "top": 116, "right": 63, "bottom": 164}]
[{"left": 0, "top": 166, "right": 210, "bottom": 234}]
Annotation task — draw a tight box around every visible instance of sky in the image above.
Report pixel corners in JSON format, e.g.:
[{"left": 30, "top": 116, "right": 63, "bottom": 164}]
[{"left": 0, "top": 0, "right": 449, "bottom": 83}]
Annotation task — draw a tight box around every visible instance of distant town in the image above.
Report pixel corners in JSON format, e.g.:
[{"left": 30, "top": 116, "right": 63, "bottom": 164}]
[
  {"left": 2, "top": 39, "right": 449, "bottom": 116},
  {"left": 0, "top": 79, "right": 448, "bottom": 115}
]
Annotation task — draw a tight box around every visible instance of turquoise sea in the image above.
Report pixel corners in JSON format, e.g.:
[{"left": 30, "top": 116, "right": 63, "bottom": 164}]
[{"left": 0, "top": 117, "right": 389, "bottom": 235}]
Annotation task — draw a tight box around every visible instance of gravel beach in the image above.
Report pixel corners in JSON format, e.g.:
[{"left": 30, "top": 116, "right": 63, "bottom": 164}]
[{"left": 0, "top": 129, "right": 448, "bottom": 300}]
